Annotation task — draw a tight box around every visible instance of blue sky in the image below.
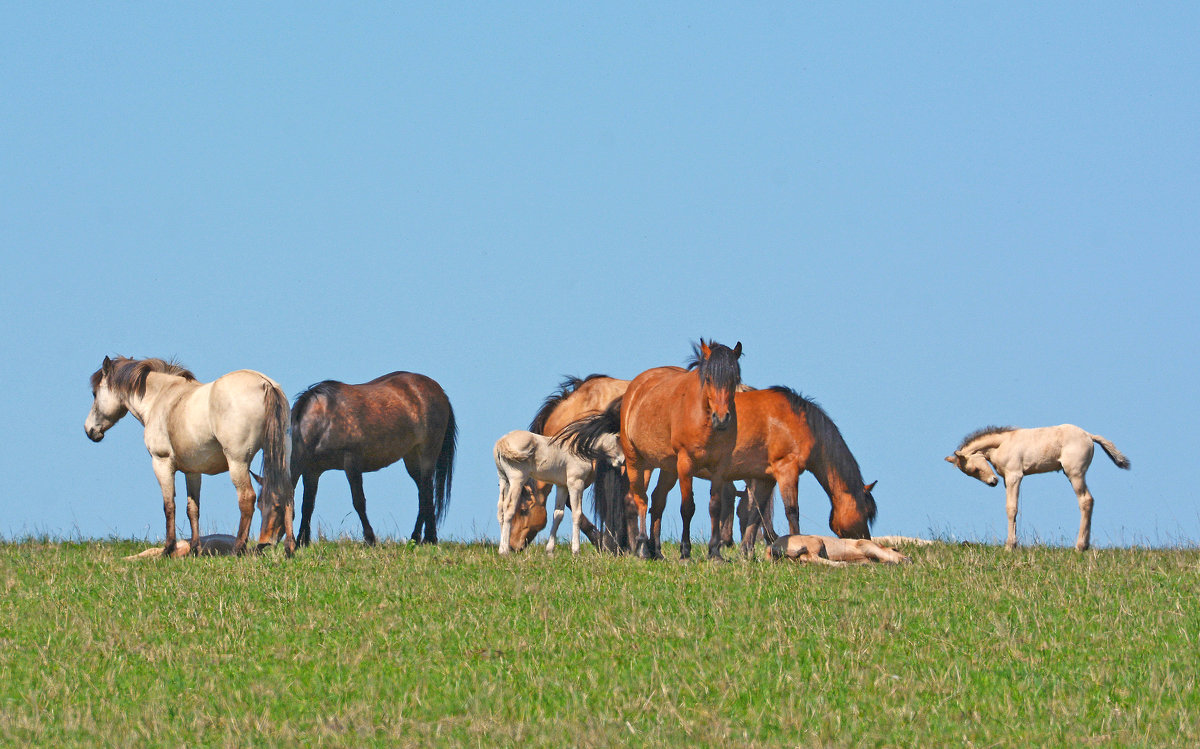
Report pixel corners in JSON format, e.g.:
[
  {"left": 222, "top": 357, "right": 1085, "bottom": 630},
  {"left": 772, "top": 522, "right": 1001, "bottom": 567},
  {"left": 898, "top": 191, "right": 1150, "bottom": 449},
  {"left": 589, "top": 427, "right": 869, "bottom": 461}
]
[{"left": 3, "top": 3, "right": 1197, "bottom": 547}]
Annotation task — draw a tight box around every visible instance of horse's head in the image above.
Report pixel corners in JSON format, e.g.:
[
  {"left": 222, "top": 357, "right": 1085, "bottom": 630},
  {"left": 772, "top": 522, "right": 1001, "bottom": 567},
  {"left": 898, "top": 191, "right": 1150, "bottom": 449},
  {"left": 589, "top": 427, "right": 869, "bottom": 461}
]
[
  {"left": 692, "top": 339, "right": 743, "bottom": 431},
  {"left": 508, "top": 483, "right": 547, "bottom": 551},
  {"left": 945, "top": 450, "right": 999, "bottom": 486},
  {"left": 85, "top": 356, "right": 129, "bottom": 442},
  {"left": 595, "top": 431, "right": 626, "bottom": 468}
]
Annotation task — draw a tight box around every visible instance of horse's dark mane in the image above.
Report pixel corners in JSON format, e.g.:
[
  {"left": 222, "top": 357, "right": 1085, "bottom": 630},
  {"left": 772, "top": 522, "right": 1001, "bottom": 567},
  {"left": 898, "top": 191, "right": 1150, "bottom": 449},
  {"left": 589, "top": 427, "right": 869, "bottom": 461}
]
[
  {"left": 768, "top": 386, "right": 877, "bottom": 524},
  {"left": 92, "top": 356, "right": 196, "bottom": 398},
  {"left": 957, "top": 425, "right": 1017, "bottom": 451},
  {"left": 685, "top": 340, "right": 742, "bottom": 392},
  {"left": 528, "top": 374, "right": 612, "bottom": 434},
  {"left": 292, "top": 380, "right": 346, "bottom": 417}
]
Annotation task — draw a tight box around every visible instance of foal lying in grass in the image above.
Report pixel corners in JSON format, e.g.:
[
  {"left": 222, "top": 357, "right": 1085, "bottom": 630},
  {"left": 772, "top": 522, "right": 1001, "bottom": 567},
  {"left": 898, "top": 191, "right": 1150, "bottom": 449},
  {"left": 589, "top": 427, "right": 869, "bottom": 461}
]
[
  {"left": 766, "top": 534, "right": 911, "bottom": 566},
  {"left": 124, "top": 534, "right": 238, "bottom": 559}
]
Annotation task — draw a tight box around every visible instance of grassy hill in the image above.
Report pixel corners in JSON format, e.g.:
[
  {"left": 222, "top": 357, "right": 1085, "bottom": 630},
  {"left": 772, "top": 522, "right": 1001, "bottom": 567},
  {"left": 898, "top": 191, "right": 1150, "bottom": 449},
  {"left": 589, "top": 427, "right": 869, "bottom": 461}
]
[{"left": 1, "top": 540, "right": 1196, "bottom": 746}]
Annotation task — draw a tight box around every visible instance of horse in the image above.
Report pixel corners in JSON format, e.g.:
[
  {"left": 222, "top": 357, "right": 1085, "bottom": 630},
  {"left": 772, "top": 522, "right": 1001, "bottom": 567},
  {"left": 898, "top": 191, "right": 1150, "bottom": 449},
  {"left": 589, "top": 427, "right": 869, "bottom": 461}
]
[
  {"left": 494, "top": 427, "right": 625, "bottom": 555},
  {"left": 766, "top": 534, "right": 910, "bottom": 565},
  {"left": 125, "top": 534, "right": 238, "bottom": 559},
  {"left": 290, "top": 371, "right": 457, "bottom": 546},
  {"left": 507, "top": 374, "right": 629, "bottom": 551},
  {"left": 85, "top": 356, "right": 295, "bottom": 557},
  {"left": 599, "top": 339, "right": 744, "bottom": 560},
  {"left": 581, "top": 385, "right": 878, "bottom": 558},
  {"left": 945, "top": 424, "right": 1130, "bottom": 551}
]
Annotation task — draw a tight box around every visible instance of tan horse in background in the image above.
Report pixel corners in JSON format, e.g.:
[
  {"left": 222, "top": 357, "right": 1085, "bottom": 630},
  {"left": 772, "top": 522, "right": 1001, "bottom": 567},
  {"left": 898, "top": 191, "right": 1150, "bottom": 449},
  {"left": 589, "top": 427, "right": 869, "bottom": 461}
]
[
  {"left": 946, "top": 424, "right": 1130, "bottom": 551},
  {"left": 86, "top": 356, "right": 295, "bottom": 557}
]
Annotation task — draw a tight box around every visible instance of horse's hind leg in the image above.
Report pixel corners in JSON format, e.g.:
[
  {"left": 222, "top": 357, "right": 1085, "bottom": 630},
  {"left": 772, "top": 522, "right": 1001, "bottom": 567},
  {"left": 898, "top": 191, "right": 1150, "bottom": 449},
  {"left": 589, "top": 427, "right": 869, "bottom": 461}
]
[
  {"left": 152, "top": 457, "right": 179, "bottom": 557},
  {"left": 647, "top": 469, "right": 674, "bottom": 560},
  {"left": 297, "top": 471, "right": 321, "bottom": 546},
  {"left": 184, "top": 472, "right": 202, "bottom": 553},
  {"left": 546, "top": 484, "right": 568, "bottom": 554},
  {"left": 228, "top": 461, "right": 257, "bottom": 555},
  {"left": 406, "top": 459, "right": 437, "bottom": 544},
  {"left": 1068, "top": 472, "right": 1095, "bottom": 552},
  {"left": 344, "top": 462, "right": 376, "bottom": 546}
]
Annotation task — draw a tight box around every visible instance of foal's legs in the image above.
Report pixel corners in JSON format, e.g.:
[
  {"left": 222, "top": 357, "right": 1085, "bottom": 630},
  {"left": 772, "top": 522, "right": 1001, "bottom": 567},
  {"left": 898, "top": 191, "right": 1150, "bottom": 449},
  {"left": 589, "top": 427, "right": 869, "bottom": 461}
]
[
  {"left": 545, "top": 483, "right": 569, "bottom": 554},
  {"left": 184, "top": 472, "right": 202, "bottom": 552},
  {"left": 152, "top": 457, "right": 178, "bottom": 557},
  {"left": 497, "top": 467, "right": 525, "bottom": 555},
  {"left": 566, "top": 477, "right": 588, "bottom": 555},
  {"left": 297, "top": 471, "right": 321, "bottom": 546},
  {"left": 1003, "top": 474, "right": 1023, "bottom": 550},
  {"left": 1068, "top": 472, "right": 1095, "bottom": 552}
]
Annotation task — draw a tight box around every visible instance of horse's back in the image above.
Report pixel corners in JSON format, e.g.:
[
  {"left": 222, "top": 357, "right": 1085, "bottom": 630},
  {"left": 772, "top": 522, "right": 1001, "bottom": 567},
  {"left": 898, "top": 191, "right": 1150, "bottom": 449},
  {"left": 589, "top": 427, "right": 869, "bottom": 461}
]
[
  {"left": 542, "top": 377, "right": 629, "bottom": 437},
  {"left": 621, "top": 366, "right": 702, "bottom": 464}
]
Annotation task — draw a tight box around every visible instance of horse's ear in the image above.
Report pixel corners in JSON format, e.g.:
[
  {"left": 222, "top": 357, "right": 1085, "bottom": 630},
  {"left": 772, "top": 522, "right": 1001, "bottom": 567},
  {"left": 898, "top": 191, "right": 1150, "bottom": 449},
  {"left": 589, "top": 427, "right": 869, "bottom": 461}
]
[
  {"left": 864, "top": 480, "right": 877, "bottom": 492},
  {"left": 944, "top": 455, "right": 955, "bottom": 463},
  {"left": 733, "top": 341, "right": 743, "bottom": 358},
  {"left": 102, "top": 356, "right": 113, "bottom": 373},
  {"left": 700, "top": 340, "right": 712, "bottom": 358}
]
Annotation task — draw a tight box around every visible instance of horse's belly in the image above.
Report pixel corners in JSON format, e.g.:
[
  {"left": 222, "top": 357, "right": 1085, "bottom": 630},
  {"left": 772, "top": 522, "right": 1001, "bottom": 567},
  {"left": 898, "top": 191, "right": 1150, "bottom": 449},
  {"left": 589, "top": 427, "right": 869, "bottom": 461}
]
[{"left": 176, "top": 446, "right": 229, "bottom": 475}]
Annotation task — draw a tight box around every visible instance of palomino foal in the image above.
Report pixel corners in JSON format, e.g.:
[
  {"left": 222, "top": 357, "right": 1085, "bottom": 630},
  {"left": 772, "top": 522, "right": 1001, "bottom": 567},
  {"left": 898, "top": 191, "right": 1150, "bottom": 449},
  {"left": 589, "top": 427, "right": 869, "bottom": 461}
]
[
  {"left": 766, "top": 534, "right": 911, "bottom": 566},
  {"left": 946, "top": 424, "right": 1130, "bottom": 551},
  {"left": 495, "top": 429, "right": 625, "bottom": 555}
]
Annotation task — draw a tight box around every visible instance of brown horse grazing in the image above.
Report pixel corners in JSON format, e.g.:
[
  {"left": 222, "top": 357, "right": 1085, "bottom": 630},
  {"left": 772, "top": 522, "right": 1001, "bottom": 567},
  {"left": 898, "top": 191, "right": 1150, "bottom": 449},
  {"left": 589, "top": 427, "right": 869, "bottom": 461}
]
[
  {"left": 290, "top": 372, "right": 457, "bottom": 545},
  {"left": 507, "top": 375, "right": 629, "bottom": 551},
  {"left": 598, "top": 339, "right": 744, "bottom": 560},
  {"left": 766, "top": 534, "right": 910, "bottom": 565},
  {"left": 577, "top": 386, "right": 878, "bottom": 558},
  {"left": 86, "top": 356, "right": 295, "bottom": 557}
]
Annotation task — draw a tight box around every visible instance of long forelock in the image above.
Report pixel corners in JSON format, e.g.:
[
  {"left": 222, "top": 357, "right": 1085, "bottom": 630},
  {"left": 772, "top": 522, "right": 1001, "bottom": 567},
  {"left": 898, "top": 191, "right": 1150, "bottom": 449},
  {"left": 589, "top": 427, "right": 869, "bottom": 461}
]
[
  {"left": 957, "top": 425, "right": 1016, "bottom": 451},
  {"left": 687, "top": 341, "right": 742, "bottom": 391}
]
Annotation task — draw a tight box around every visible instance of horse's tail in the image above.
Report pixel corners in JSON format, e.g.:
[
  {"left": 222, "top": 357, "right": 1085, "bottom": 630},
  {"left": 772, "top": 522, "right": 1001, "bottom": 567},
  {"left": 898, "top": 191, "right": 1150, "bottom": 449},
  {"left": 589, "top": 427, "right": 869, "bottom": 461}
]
[
  {"left": 1090, "top": 433, "right": 1131, "bottom": 469},
  {"left": 260, "top": 382, "right": 294, "bottom": 521},
  {"left": 591, "top": 459, "right": 629, "bottom": 553},
  {"left": 495, "top": 433, "right": 538, "bottom": 465},
  {"left": 556, "top": 396, "right": 623, "bottom": 462},
  {"left": 433, "top": 402, "right": 457, "bottom": 527}
]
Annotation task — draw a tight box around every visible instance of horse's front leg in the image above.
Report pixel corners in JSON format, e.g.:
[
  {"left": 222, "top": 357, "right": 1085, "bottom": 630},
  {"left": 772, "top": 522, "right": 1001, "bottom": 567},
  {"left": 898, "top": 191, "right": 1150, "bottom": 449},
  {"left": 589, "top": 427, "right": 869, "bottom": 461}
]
[
  {"left": 152, "top": 457, "right": 178, "bottom": 558},
  {"left": 1068, "top": 473, "right": 1094, "bottom": 552},
  {"left": 545, "top": 483, "right": 568, "bottom": 554},
  {"left": 674, "top": 453, "right": 697, "bottom": 560},
  {"left": 706, "top": 477, "right": 728, "bottom": 562},
  {"left": 184, "top": 472, "right": 202, "bottom": 554},
  {"left": 1003, "top": 474, "right": 1023, "bottom": 550}
]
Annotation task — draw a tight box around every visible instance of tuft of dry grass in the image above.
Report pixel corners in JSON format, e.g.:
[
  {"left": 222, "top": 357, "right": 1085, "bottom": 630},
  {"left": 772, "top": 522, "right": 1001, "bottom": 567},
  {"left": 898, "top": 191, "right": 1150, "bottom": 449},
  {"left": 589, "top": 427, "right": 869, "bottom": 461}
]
[{"left": 0, "top": 540, "right": 1197, "bottom": 746}]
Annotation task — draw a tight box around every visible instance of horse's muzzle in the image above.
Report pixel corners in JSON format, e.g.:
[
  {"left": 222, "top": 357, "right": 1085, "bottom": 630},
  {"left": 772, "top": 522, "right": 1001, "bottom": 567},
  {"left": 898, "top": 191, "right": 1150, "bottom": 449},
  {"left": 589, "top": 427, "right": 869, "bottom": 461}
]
[
  {"left": 711, "top": 413, "right": 733, "bottom": 431},
  {"left": 986, "top": 477, "right": 999, "bottom": 487},
  {"left": 85, "top": 426, "right": 104, "bottom": 442}
]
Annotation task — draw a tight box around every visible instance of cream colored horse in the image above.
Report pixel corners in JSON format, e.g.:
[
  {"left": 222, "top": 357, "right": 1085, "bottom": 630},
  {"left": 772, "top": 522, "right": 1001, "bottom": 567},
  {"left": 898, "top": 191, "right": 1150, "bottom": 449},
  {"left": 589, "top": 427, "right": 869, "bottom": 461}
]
[
  {"left": 85, "top": 356, "right": 296, "bottom": 556},
  {"left": 946, "top": 424, "right": 1130, "bottom": 551},
  {"left": 766, "top": 534, "right": 911, "bottom": 565},
  {"left": 495, "top": 428, "right": 625, "bottom": 555},
  {"left": 125, "top": 534, "right": 238, "bottom": 559}
]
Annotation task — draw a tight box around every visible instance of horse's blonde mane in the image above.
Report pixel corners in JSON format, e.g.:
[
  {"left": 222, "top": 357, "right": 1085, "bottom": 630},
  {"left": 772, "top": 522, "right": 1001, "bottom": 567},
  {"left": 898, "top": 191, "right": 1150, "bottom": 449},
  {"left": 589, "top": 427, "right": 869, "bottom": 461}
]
[
  {"left": 957, "top": 425, "right": 1016, "bottom": 451},
  {"left": 91, "top": 356, "right": 196, "bottom": 398}
]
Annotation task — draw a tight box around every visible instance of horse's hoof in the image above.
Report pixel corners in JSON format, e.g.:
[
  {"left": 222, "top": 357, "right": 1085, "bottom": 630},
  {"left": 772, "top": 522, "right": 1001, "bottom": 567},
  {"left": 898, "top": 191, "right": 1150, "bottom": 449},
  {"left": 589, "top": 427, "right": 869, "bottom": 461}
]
[
  {"left": 708, "top": 554, "right": 729, "bottom": 564},
  {"left": 636, "top": 537, "right": 652, "bottom": 560},
  {"left": 254, "top": 542, "right": 271, "bottom": 555}
]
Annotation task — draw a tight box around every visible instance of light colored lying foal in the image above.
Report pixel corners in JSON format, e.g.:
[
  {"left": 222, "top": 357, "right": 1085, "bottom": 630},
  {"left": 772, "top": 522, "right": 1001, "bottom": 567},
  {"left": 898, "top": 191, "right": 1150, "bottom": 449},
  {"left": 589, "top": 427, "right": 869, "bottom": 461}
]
[
  {"left": 946, "top": 424, "right": 1130, "bottom": 551},
  {"left": 124, "top": 534, "right": 238, "bottom": 559},
  {"left": 766, "top": 534, "right": 911, "bottom": 565},
  {"left": 495, "top": 429, "right": 624, "bottom": 555}
]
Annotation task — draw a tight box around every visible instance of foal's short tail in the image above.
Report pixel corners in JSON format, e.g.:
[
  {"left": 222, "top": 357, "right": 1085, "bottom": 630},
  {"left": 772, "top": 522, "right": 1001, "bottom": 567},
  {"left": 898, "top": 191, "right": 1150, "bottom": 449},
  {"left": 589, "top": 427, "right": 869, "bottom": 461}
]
[
  {"left": 433, "top": 404, "right": 457, "bottom": 528},
  {"left": 1091, "top": 433, "right": 1131, "bottom": 470},
  {"left": 260, "top": 383, "right": 295, "bottom": 518}
]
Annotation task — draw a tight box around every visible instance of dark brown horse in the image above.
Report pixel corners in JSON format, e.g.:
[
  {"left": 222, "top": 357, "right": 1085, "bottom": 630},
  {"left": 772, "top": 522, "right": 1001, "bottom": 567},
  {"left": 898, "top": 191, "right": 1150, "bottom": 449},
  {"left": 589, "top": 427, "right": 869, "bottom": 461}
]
[
  {"left": 291, "top": 371, "right": 456, "bottom": 545},
  {"left": 581, "top": 340, "right": 744, "bottom": 560}
]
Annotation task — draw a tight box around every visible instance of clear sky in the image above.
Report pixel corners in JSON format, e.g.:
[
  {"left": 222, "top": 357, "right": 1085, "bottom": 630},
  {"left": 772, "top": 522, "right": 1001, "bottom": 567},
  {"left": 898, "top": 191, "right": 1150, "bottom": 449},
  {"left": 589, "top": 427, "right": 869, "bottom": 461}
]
[{"left": 3, "top": 3, "right": 1197, "bottom": 547}]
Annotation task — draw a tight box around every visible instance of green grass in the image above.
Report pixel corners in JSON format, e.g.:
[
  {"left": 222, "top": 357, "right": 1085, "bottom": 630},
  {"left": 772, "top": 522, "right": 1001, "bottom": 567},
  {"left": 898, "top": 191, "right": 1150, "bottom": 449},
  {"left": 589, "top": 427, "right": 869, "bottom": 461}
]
[{"left": 1, "top": 540, "right": 1197, "bottom": 746}]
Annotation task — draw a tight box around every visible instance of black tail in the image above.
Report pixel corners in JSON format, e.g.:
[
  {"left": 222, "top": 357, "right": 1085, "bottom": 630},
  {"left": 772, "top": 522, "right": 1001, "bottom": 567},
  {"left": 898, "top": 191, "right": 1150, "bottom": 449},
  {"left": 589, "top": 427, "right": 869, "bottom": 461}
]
[
  {"left": 556, "top": 396, "right": 622, "bottom": 462},
  {"left": 260, "top": 383, "right": 294, "bottom": 523},
  {"left": 591, "top": 459, "right": 629, "bottom": 553},
  {"left": 433, "top": 403, "right": 457, "bottom": 528}
]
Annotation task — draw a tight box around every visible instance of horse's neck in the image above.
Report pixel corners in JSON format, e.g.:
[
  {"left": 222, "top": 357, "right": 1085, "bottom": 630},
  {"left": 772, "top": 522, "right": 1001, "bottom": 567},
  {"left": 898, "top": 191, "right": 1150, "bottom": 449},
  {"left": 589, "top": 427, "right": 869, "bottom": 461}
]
[
  {"left": 965, "top": 433, "right": 1007, "bottom": 457},
  {"left": 123, "top": 372, "right": 196, "bottom": 425}
]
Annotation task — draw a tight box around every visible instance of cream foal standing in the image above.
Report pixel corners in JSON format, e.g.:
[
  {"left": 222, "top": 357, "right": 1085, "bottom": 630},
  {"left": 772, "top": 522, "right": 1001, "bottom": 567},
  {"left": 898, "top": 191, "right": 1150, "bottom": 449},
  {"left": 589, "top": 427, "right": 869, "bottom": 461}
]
[
  {"left": 495, "top": 429, "right": 624, "bottom": 555},
  {"left": 946, "top": 424, "right": 1130, "bottom": 551}
]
